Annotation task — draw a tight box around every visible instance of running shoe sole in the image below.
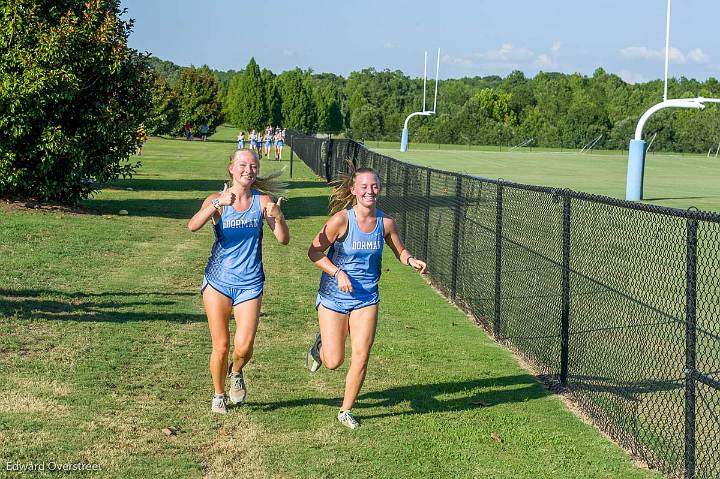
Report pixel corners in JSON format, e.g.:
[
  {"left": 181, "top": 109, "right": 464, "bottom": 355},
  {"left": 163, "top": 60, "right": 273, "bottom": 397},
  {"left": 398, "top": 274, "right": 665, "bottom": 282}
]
[{"left": 306, "top": 332, "right": 322, "bottom": 372}]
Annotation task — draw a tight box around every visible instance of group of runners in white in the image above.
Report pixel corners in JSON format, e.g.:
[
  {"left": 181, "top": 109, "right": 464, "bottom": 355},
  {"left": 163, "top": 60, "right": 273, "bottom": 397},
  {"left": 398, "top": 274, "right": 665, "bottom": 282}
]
[
  {"left": 236, "top": 126, "right": 285, "bottom": 160},
  {"left": 188, "top": 141, "right": 427, "bottom": 430}
]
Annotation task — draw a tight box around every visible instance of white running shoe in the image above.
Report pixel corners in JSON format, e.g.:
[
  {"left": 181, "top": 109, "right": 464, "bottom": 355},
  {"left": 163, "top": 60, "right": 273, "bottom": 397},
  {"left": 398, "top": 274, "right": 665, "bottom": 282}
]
[
  {"left": 306, "top": 332, "right": 322, "bottom": 372},
  {"left": 337, "top": 410, "right": 359, "bottom": 429},
  {"left": 211, "top": 394, "right": 228, "bottom": 414},
  {"left": 229, "top": 370, "right": 247, "bottom": 405}
]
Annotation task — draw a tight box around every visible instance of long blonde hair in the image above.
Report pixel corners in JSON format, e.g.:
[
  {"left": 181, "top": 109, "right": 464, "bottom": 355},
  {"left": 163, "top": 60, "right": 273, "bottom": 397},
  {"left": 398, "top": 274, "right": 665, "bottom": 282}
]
[
  {"left": 328, "top": 162, "right": 380, "bottom": 215},
  {"left": 227, "top": 148, "right": 287, "bottom": 197}
]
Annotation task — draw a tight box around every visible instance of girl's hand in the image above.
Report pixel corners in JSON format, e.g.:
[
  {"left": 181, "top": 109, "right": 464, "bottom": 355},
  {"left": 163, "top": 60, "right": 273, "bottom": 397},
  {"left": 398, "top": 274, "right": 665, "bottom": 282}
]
[
  {"left": 265, "top": 197, "right": 285, "bottom": 219},
  {"left": 219, "top": 183, "right": 236, "bottom": 206},
  {"left": 409, "top": 257, "right": 428, "bottom": 274},
  {"left": 335, "top": 270, "right": 353, "bottom": 293}
]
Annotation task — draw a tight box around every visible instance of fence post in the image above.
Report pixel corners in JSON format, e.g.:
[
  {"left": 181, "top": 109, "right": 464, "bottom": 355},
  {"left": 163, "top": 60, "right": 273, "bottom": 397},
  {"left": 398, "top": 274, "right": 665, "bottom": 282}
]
[
  {"left": 289, "top": 133, "right": 294, "bottom": 178},
  {"left": 450, "top": 175, "right": 463, "bottom": 300},
  {"left": 560, "top": 193, "right": 571, "bottom": 387},
  {"left": 423, "top": 170, "right": 431, "bottom": 262},
  {"left": 322, "top": 141, "right": 330, "bottom": 182},
  {"left": 401, "top": 167, "right": 409, "bottom": 241},
  {"left": 494, "top": 183, "right": 503, "bottom": 339},
  {"left": 685, "top": 217, "right": 698, "bottom": 479}
]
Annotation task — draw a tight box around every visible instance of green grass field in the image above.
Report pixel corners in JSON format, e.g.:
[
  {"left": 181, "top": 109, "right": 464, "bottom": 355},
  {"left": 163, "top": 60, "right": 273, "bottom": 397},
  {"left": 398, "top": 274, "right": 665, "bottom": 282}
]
[
  {"left": 366, "top": 140, "right": 720, "bottom": 212},
  {"left": 0, "top": 126, "right": 660, "bottom": 478}
]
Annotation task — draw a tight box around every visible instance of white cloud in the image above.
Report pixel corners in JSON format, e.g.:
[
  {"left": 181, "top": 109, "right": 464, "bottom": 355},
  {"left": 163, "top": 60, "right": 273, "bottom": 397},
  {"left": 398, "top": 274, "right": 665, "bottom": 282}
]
[
  {"left": 618, "top": 46, "right": 710, "bottom": 64},
  {"left": 535, "top": 42, "right": 560, "bottom": 69},
  {"left": 476, "top": 43, "right": 534, "bottom": 62},
  {"left": 617, "top": 70, "right": 645, "bottom": 84},
  {"left": 621, "top": 46, "right": 664, "bottom": 61},
  {"left": 535, "top": 54, "right": 555, "bottom": 69},
  {"left": 687, "top": 48, "right": 710, "bottom": 64},
  {"left": 282, "top": 49, "right": 295, "bottom": 57},
  {"left": 441, "top": 54, "right": 474, "bottom": 67},
  {"left": 442, "top": 42, "right": 562, "bottom": 72}
]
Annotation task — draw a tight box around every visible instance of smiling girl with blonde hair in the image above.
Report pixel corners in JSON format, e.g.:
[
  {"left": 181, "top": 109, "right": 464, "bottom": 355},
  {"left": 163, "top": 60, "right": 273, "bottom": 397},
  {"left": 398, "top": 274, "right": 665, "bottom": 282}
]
[{"left": 188, "top": 148, "right": 289, "bottom": 414}]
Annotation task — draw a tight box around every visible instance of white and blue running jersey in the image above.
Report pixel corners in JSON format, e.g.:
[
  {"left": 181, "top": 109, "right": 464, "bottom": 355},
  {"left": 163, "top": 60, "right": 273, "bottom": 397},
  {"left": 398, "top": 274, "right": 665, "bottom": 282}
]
[
  {"left": 318, "top": 208, "right": 384, "bottom": 301},
  {"left": 205, "top": 190, "right": 264, "bottom": 289}
]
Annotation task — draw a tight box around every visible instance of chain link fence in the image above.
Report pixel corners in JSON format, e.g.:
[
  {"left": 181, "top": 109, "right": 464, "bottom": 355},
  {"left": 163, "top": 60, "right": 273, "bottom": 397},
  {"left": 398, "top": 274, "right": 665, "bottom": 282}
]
[{"left": 287, "top": 130, "right": 720, "bottom": 479}]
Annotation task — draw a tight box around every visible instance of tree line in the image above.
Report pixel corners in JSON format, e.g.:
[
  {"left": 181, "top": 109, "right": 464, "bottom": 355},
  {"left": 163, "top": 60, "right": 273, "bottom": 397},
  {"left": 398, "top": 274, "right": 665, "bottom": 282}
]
[
  {"left": 149, "top": 57, "right": 720, "bottom": 154},
  {"left": 3, "top": 0, "right": 718, "bottom": 205}
]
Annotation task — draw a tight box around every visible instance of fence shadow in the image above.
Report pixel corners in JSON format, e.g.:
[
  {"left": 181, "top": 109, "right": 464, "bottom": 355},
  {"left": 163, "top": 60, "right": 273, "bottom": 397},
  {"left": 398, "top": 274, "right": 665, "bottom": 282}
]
[{"left": 569, "top": 374, "right": 683, "bottom": 400}]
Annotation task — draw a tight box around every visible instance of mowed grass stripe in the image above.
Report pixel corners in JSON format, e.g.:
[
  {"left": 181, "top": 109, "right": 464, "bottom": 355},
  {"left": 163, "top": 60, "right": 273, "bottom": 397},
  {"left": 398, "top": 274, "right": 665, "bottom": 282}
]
[{"left": 0, "top": 127, "right": 658, "bottom": 478}]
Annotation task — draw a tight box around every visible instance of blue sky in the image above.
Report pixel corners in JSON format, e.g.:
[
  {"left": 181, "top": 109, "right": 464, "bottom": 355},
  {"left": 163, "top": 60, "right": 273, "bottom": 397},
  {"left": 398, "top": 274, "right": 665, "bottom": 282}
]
[{"left": 120, "top": 0, "right": 720, "bottom": 83}]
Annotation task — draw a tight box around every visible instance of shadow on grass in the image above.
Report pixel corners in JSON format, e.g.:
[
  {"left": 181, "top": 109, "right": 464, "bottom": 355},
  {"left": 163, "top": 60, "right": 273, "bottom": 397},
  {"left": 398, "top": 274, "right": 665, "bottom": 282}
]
[
  {"left": 153, "top": 136, "right": 236, "bottom": 144},
  {"left": 253, "top": 375, "right": 548, "bottom": 419},
  {"left": 103, "top": 179, "right": 224, "bottom": 192},
  {"left": 89, "top": 177, "right": 482, "bottom": 220},
  {"left": 88, "top": 174, "right": 330, "bottom": 219},
  {"left": 82, "top": 197, "right": 203, "bottom": 219},
  {"left": 644, "top": 196, "right": 709, "bottom": 201},
  {"left": 82, "top": 195, "right": 331, "bottom": 220},
  {"left": 285, "top": 180, "right": 329, "bottom": 190},
  {"left": 0, "top": 289, "right": 204, "bottom": 323}
]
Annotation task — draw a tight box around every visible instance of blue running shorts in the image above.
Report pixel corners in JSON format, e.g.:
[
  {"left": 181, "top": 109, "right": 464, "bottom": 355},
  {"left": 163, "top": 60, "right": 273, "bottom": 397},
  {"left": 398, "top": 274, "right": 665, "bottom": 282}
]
[
  {"left": 202, "top": 276, "right": 263, "bottom": 306},
  {"left": 315, "top": 293, "right": 379, "bottom": 315}
]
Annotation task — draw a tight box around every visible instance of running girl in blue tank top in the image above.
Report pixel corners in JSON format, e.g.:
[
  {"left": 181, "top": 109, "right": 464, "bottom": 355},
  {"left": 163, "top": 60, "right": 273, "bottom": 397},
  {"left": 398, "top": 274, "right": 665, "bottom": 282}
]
[
  {"left": 264, "top": 133, "right": 272, "bottom": 159},
  {"left": 249, "top": 130, "right": 257, "bottom": 150},
  {"left": 274, "top": 130, "right": 283, "bottom": 160},
  {"left": 305, "top": 166, "right": 427, "bottom": 429},
  {"left": 188, "top": 148, "right": 289, "bottom": 414}
]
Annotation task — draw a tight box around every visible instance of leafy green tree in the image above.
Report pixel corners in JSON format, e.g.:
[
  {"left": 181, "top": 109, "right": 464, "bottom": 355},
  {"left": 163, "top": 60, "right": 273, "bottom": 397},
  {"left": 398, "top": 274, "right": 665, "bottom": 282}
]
[
  {"left": 225, "top": 58, "right": 267, "bottom": 129},
  {"left": 606, "top": 117, "right": 636, "bottom": 150},
  {"left": 262, "top": 69, "right": 281, "bottom": 127},
  {"left": 138, "top": 54, "right": 720, "bottom": 152},
  {"left": 315, "top": 83, "right": 343, "bottom": 132},
  {"left": 675, "top": 105, "right": 720, "bottom": 153},
  {"left": 277, "top": 68, "right": 316, "bottom": 131},
  {"left": 349, "top": 104, "right": 381, "bottom": 139},
  {"left": 439, "top": 80, "right": 472, "bottom": 117},
  {"left": 500, "top": 70, "right": 535, "bottom": 120},
  {"left": 146, "top": 55, "right": 183, "bottom": 86},
  {"left": 173, "top": 66, "right": 223, "bottom": 136},
  {"left": 145, "top": 73, "right": 179, "bottom": 136},
  {"left": 0, "top": 0, "right": 152, "bottom": 204},
  {"left": 561, "top": 89, "right": 610, "bottom": 148},
  {"left": 430, "top": 113, "right": 457, "bottom": 144},
  {"left": 476, "top": 89, "right": 517, "bottom": 126}
]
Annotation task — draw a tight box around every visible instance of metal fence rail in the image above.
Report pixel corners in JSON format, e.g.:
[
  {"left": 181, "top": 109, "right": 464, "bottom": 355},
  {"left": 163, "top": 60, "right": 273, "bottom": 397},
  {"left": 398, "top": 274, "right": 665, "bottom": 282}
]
[{"left": 287, "top": 130, "right": 720, "bottom": 479}]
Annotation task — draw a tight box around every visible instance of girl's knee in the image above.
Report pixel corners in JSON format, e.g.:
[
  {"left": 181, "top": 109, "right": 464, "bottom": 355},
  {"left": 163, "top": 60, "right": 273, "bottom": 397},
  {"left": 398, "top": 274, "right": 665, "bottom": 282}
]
[
  {"left": 212, "top": 342, "right": 230, "bottom": 357},
  {"left": 350, "top": 351, "right": 371, "bottom": 368},
  {"left": 324, "top": 353, "right": 345, "bottom": 370},
  {"left": 233, "top": 344, "right": 254, "bottom": 360}
]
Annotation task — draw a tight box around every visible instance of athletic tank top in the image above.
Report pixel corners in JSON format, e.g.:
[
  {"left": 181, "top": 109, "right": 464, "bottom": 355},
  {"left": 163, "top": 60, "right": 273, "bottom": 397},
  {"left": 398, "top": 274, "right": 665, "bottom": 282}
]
[
  {"left": 204, "top": 189, "right": 264, "bottom": 288},
  {"left": 318, "top": 208, "right": 384, "bottom": 299}
]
